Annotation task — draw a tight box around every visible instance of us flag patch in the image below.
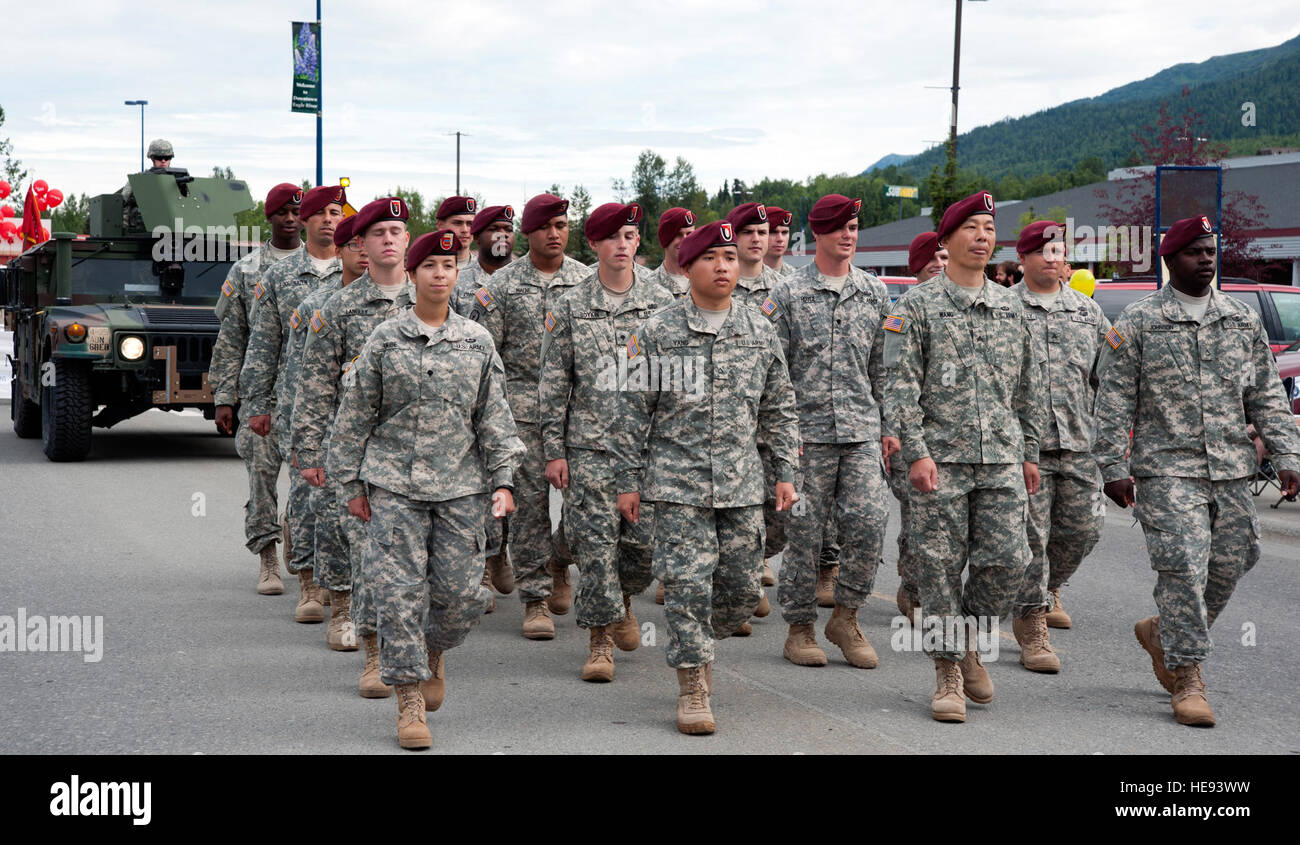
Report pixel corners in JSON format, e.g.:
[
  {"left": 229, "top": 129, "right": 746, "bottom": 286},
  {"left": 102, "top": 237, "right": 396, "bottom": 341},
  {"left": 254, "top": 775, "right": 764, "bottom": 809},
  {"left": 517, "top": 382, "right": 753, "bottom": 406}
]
[
  {"left": 253, "top": 280, "right": 266, "bottom": 300},
  {"left": 626, "top": 334, "right": 641, "bottom": 360},
  {"left": 310, "top": 310, "right": 326, "bottom": 333},
  {"left": 289, "top": 309, "right": 302, "bottom": 330},
  {"left": 475, "top": 287, "right": 493, "bottom": 308},
  {"left": 221, "top": 279, "right": 235, "bottom": 297},
  {"left": 761, "top": 297, "right": 778, "bottom": 316},
  {"left": 544, "top": 311, "right": 556, "bottom": 333},
  {"left": 883, "top": 315, "right": 905, "bottom": 333},
  {"left": 1106, "top": 326, "right": 1124, "bottom": 350}
]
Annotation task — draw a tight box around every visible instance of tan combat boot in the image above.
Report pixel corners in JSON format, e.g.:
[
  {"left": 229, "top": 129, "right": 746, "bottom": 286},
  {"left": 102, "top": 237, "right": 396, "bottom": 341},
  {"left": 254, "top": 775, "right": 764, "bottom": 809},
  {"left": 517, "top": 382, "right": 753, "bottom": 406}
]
[
  {"left": 783, "top": 623, "right": 828, "bottom": 666},
  {"left": 761, "top": 560, "right": 776, "bottom": 587},
  {"left": 420, "top": 651, "right": 445, "bottom": 711},
  {"left": 481, "top": 569, "right": 495, "bottom": 614},
  {"left": 896, "top": 585, "right": 918, "bottom": 623},
  {"left": 733, "top": 621, "right": 753, "bottom": 636},
  {"left": 610, "top": 597, "right": 640, "bottom": 652},
  {"left": 256, "top": 543, "right": 283, "bottom": 595},
  {"left": 1013, "top": 608, "right": 1060, "bottom": 673},
  {"left": 546, "top": 558, "right": 572, "bottom": 615},
  {"left": 359, "top": 633, "right": 391, "bottom": 699},
  {"left": 1134, "top": 616, "right": 1177, "bottom": 693},
  {"left": 931, "top": 658, "right": 967, "bottom": 723},
  {"left": 522, "top": 600, "right": 555, "bottom": 640},
  {"left": 654, "top": 581, "right": 665, "bottom": 605},
  {"left": 295, "top": 569, "right": 324, "bottom": 623},
  {"left": 816, "top": 565, "right": 837, "bottom": 608},
  {"left": 1045, "top": 588, "right": 1071, "bottom": 628},
  {"left": 395, "top": 684, "right": 431, "bottom": 750},
  {"left": 754, "top": 588, "right": 771, "bottom": 618},
  {"left": 676, "top": 666, "right": 715, "bottom": 735},
  {"left": 825, "top": 604, "right": 879, "bottom": 668},
  {"left": 486, "top": 550, "right": 515, "bottom": 594},
  {"left": 326, "top": 590, "right": 358, "bottom": 651},
  {"left": 958, "top": 648, "right": 994, "bottom": 704},
  {"left": 582, "top": 627, "right": 615, "bottom": 682},
  {"left": 1171, "top": 664, "right": 1216, "bottom": 727}
]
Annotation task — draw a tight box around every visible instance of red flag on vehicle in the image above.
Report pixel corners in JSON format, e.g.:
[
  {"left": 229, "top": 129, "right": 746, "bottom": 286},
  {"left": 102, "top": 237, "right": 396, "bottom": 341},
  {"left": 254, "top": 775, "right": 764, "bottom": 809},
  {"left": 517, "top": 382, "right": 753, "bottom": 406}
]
[{"left": 21, "top": 186, "right": 46, "bottom": 249}]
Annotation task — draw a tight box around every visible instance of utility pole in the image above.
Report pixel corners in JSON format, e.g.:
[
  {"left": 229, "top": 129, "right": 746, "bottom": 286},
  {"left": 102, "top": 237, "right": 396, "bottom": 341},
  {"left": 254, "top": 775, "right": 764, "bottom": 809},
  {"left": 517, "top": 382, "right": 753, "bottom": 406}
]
[
  {"left": 316, "top": 0, "right": 323, "bottom": 186},
  {"left": 950, "top": 0, "right": 962, "bottom": 158},
  {"left": 447, "top": 132, "right": 469, "bottom": 194}
]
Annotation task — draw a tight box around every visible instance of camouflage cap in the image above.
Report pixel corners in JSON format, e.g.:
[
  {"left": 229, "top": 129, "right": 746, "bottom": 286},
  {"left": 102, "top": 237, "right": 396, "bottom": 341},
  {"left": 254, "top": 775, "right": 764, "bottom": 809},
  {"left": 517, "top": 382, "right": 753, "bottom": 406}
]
[{"left": 147, "top": 139, "right": 174, "bottom": 159}]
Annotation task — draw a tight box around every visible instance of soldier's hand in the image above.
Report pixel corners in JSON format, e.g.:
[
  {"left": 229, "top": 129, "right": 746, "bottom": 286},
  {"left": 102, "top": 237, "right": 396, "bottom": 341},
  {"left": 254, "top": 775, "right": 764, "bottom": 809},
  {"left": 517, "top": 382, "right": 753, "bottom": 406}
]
[
  {"left": 1103, "top": 478, "right": 1136, "bottom": 509},
  {"left": 301, "top": 467, "right": 325, "bottom": 487},
  {"left": 249, "top": 414, "right": 272, "bottom": 437},
  {"left": 348, "top": 496, "right": 371, "bottom": 522},
  {"left": 775, "top": 482, "right": 798, "bottom": 512},
  {"left": 1023, "top": 461, "right": 1040, "bottom": 495},
  {"left": 215, "top": 404, "right": 234, "bottom": 434},
  {"left": 545, "top": 458, "right": 569, "bottom": 490},
  {"left": 909, "top": 457, "right": 938, "bottom": 493},
  {"left": 618, "top": 492, "right": 640, "bottom": 525},
  {"left": 492, "top": 488, "right": 516, "bottom": 518},
  {"left": 881, "top": 436, "right": 900, "bottom": 474},
  {"left": 1279, "top": 469, "right": 1299, "bottom": 499}
]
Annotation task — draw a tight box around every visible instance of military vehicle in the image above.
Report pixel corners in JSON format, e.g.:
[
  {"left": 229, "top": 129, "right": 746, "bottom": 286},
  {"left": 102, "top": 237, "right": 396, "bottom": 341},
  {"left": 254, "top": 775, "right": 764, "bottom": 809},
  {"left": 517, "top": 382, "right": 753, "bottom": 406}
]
[{"left": 3, "top": 169, "right": 255, "bottom": 460}]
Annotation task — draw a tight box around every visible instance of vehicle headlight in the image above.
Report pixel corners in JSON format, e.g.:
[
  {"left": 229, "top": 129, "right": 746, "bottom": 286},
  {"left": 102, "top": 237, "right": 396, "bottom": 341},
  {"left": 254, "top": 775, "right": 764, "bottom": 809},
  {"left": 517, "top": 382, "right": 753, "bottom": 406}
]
[{"left": 119, "top": 336, "right": 146, "bottom": 361}]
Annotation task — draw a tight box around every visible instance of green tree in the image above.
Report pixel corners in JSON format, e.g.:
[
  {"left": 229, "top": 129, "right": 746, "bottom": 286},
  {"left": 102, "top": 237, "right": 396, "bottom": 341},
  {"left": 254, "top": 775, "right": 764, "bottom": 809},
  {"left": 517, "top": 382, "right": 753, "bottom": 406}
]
[
  {"left": 50, "top": 193, "right": 91, "bottom": 234},
  {"left": 567, "top": 184, "right": 595, "bottom": 264},
  {"left": 387, "top": 186, "right": 436, "bottom": 237},
  {"left": 0, "top": 104, "right": 27, "bottom": 195}
]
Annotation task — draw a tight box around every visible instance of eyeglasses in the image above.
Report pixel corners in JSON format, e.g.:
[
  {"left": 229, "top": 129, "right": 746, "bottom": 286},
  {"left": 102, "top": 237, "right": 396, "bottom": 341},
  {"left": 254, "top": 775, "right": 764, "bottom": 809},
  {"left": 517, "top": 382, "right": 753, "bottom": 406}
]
[
  {"left": 345, "top": 240, "right": 364, "bottom": 252},
  {"left": 154, "top": 156, "right": 172, "bottom": 162}
]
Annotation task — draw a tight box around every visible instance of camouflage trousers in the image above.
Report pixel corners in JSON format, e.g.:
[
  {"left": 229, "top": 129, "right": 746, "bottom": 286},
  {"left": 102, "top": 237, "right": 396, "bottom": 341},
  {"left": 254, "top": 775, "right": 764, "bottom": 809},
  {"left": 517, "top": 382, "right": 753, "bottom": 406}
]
[
  {"left": 1014, "top": 449, "right": 1103, "bottom": 617},
  {"left": 235, "top": 419, "right": 282, "bottom": 553},
  {"left": 1134, "top": 476, "right": 1260, "bottom": 669},
  {"left": 779, "top": 441, "right": 888, "bottom": 624},
  {"left": 654, "top": 502, "right": 764, "bottom": 668},
  {"left": 886, "top": 457, "right": 919, "bottom": 602},
  {"left": 910, "top": 462, "right": 1030, "bottom": 661},
  {"left": 313, "top": 482, "right": 379, "bottom": 636},
  {"left": 366, "top": 486, "right": 491, "bottom": 686},
  {"left": 279, "top": 443, "right": 316, "bottom": 575},
  {"left": 566, "top": 448, "right": 656, "bottom": 629},
  {"left": 511, "top": 423, "right": 572, "bottom": 603},
  {"left": 764, "top": 457, "right": 838, "bottom": 566}
]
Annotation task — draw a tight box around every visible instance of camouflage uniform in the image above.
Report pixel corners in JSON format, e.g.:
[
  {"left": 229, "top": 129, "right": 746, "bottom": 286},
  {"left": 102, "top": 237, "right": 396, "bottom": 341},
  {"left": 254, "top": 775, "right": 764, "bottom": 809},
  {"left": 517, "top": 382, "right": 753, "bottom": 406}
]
[
  {"left": 467, "top": 253, "right": 587, "bottom": 603},
  {"left": 239, "top": 251, "right": 341, "bottom": 574},
  {"left": 1093, "top": 285, "right": 1300, "bottom": 668},
  {"left": 647, "top": 264, "right": 690, "bottom": 299},
  {"left": 293, "top": 273, "right": 415, "bottom": 636},
  {"left": 885, "top": 273, "right": 1043, "bottom": 660},
  {"left": 538, "top": 274, "right": 674, "bottom": 628},
  {"left": 453, "top": 262, "right": 489, "bottom": 317},
  {"left": 611, "top": 298, "right": 801, "bottom": 668},
  {"left": 211, "top": 242, "right": 299, "bottom": 552},
  {"left": 331, "top": 309, "right": 524, "bottom": 685},
  {"left": 767, "top": 264, "right": 891, "bottom": 623}
]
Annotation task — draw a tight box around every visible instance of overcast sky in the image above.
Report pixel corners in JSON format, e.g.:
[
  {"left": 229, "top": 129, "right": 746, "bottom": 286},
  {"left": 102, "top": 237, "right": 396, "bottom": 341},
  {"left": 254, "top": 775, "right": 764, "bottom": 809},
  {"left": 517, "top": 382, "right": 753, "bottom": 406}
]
[{"left": 5, "top": 0, "right": 1298, "bottom": 211}]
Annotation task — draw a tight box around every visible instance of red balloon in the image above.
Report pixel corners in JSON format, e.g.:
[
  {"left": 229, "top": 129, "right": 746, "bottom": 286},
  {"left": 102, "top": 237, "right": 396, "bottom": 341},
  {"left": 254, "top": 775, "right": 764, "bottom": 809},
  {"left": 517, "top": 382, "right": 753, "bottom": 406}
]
[
  {"left": 33, "top": 179, "right": 48, "bottom": 196},
  {"left": 45, "top": 189, "right": 64, "bottom": 209},
  {"left": 0, "top": 221, "right": 15, "bottom": 239},
  {"left": 36, "top": 198, "right": 47, "bottom": 213},
  {"left": 0, "top": 205, "right": 13, "bottom": 218},
  {"left": 0, "top": 180, "right": 10, "bottom": 199}
]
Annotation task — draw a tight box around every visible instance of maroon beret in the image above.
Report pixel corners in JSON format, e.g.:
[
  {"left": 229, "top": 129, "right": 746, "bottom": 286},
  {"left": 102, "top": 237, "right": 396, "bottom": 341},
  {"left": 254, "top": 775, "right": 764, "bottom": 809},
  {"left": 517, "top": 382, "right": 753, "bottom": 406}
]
[
  {"left": 585, "top": 202, "right": 643, "bottom": 241},
  {"left": 299, "top": 185, "right": 347, "bottom": 221},
  {"left": 332, "top": 214, "right": 359, "bottom": 248},
  {"left": 765, "top": 206, "right": 793, "bottom": 228},
  {"left": 907, "top": 232, "right": 941, "bottom": 275},
  {"left": 726, "top": 202, "right": 768, "bottom": 230},
  {"left": 405, "top": 229, "right": 459, "bottom": 272},
  {"left": 521, "top": 193, "right": 570, "bottom": 234},
  {"left": 1159, "top": 215, "right": 1215, "bottom": 256},
  {"left": 937, "top": 190, "right": 995, "bottom": 243},
  {"left": 470, "top": 204, "right": 515, "bottom": 237},
  {"left": 265, "top": 183, "right": 303, "bottom": 217},
  {"left": 1015, "top": 220, "right": 1064, "bottom": 256},
  {"left": 808, "top": 194, "right": 862, "bottom": 235},
  {"left": 657, "top": 207, "right": 696, "bottom": 249},
  {"left": 678, "top": 221, "right": 738, "bottom": 268},
  {"left": 354, "top": 196, "right": 410, "bottom": 236},
  {"left": 436, "top": 195, "right": 478, "bottom": 220}
]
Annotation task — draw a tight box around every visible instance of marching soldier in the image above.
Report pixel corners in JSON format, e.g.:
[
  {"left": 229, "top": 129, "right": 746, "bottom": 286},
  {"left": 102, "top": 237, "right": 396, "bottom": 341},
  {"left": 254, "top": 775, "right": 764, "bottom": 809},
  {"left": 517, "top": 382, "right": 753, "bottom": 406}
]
[
  {"left": 240, "top": 185, "right": 346, "bottom": 623},
  {"left": 436, "top": 195, "right": 479, "bottom": 272},
  {"left": 332, "top": 229, "right": 524, "bottom": 750},
  {"left": 454, "top": 204, "right": 517, "bottom": 317},
  {"left": 885, "top": 190, "right": 1043, "bottom": 723},
  {"left": 538, "top": 202, "right": 673, "bottom": 681},
  {"left": 612, "top": 221, "right": 800, "bottom": 735},
  {"left": 211, "top": 183, "right": 302, "bottom": 594},
  {"left": 1094, "top": 215, "right": 1300, "bottom": 727},
  {"left": 293, "top": 197, "right": 417, "bottom": 697},
  {"left": 768, "top": 194, "right": 890, "bottom": 670},
  {"left": 1008, "top": 220, "right": 1111, "bottom": 672},
  {"left": 467, "top": 193, "right": 586, "bottom": 639},
  {"left": 646, "top": 207, "right": 696, "bottom": 299},
  {"left": 762, "top": 205, "right": 796, "bottom": 276}
]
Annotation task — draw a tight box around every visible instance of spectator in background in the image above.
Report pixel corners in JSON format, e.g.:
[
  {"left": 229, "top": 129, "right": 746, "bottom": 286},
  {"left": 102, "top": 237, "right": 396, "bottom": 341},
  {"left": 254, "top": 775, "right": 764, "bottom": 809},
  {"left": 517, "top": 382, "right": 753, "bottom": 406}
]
[{"left": 994, "top": 260, "right": 1018, "bottom": 287}]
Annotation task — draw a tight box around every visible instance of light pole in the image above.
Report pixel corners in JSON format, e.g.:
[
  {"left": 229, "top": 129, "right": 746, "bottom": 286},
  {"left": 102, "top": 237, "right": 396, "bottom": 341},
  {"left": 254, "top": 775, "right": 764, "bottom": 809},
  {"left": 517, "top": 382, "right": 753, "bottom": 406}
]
[
  {"left": 447, "top": 131, "right": 469, "bottom": 194},
  {"left": 124, "top": 100, "right": 148, "bottom": 171}
]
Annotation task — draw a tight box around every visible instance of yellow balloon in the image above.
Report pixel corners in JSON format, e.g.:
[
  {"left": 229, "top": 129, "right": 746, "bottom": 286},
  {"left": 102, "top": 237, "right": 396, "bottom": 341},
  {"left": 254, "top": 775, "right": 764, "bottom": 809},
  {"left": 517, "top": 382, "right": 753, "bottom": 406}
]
[{"left": 1069, "top": 269, "right": 1096, "bottom": 298}]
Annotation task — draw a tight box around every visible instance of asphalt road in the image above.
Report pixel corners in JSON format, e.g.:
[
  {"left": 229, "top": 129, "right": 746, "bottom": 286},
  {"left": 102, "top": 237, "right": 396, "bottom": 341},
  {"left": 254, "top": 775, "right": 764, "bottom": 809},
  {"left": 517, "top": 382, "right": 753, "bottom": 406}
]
[{"left": 2, "top": 407, "right": 1297, "bottom": 755}]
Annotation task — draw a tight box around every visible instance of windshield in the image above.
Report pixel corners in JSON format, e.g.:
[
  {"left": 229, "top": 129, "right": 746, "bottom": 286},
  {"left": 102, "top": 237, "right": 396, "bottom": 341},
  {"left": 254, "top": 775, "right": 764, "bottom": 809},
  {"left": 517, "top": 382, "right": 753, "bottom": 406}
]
[{"left": 68, "top": 255, "right": 232, "bottom": 305}]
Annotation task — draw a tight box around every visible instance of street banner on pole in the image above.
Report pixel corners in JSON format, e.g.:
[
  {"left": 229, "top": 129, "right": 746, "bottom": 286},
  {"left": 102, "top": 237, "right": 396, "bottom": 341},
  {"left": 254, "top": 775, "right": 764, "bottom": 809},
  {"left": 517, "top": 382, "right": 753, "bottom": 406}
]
[{"left": 291, "top": 21, "right": 321, "bottom": 114}]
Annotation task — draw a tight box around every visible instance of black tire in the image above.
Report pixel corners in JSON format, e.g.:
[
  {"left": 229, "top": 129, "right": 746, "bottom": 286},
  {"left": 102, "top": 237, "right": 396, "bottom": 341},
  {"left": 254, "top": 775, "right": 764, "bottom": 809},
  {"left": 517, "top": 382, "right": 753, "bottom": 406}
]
[
  {"left": 41, "top": 359, "right": 93, "bottom": 461},
  {"left": 11, "top": 375, "right": 42, "bottom": 438}
]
